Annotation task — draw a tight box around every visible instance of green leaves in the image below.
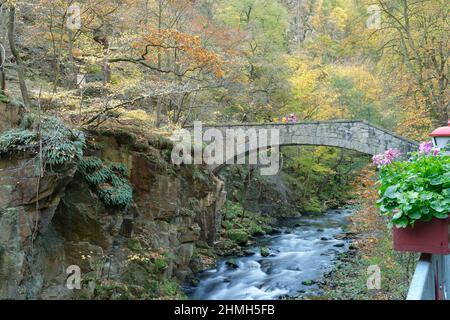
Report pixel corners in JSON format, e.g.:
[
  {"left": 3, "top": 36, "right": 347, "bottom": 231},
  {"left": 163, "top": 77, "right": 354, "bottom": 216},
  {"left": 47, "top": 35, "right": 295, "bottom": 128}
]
[
  {"left": 392, "top": 210, "right": 403, "bottom": 219},
  {"left": 78, "top": 157, "right": 133, "bottom": 208},
  {"left": 393, "top": 216, "right": 408, "bottom": 228},
  {"left": 377, "top": 153, "right": 450, "bottom": 228},
  {"left": 0, "top": 129, "right": 35, "bottom": 154},
  {"left": 383, "top": 185, "right": 399, "bottom": 199},
  {"left": 0, "top": 116, "right": 85, "bottom": 167}
]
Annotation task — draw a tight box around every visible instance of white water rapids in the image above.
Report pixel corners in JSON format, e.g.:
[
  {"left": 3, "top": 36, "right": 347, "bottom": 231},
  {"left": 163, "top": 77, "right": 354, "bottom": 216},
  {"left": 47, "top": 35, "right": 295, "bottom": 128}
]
[{"left": 187, "top": 209, "right": 353, "bottom": 300}]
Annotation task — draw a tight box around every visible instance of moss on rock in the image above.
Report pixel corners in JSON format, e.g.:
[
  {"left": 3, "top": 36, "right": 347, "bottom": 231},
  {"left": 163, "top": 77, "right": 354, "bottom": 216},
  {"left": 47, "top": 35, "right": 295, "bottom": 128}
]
[
  {"left": 302, "top": 197, "right": 324, "bottom": 214},
  {"left": 260, "top": 246, "right": 270, "bottom": 257},
  {"left": 226, "top": 229, "right": 249, "bottom": 246}
]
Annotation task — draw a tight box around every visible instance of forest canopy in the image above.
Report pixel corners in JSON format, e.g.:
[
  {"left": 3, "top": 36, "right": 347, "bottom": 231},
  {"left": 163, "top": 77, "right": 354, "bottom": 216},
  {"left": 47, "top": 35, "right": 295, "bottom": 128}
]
[{"left": 0, "top": 0, "right": 447, "bottom": 141}]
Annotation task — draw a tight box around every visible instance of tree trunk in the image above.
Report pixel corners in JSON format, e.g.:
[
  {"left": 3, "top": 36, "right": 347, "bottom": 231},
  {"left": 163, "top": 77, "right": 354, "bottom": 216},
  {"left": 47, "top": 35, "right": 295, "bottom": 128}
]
[
  {"left": 437, "top": 102, "right": 449, "bottom": 126},
  {"left": 0, "top": 3, "right": 6, "bottom": 95},
  {"left": 67, "top": 28, "right": 76, "bottom": 87},
  {"left": 0, "top": 44, "right": 5, "bottom": 95},
  {"left": 7, "top": 6, "right": 30, "bottom": 109},
  {"left": 102, "top": 38, "right": 111, "bottom": 85}
]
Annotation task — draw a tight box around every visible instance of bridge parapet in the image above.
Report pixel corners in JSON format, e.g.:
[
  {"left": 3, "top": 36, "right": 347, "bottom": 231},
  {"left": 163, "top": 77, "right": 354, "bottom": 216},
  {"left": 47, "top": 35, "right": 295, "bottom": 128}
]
[{"left": 199, "top": 120, "right": 418, "bottom": 158}]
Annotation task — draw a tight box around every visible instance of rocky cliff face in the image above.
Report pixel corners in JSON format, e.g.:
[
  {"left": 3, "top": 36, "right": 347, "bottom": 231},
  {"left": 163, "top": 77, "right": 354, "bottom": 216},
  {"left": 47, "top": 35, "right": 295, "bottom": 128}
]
[
  {"left": 0, "top": 102, "right": 23, "bottom": 133},
  {"left": 0, "top": 157, "right": 77, "bottom": 299},
  {"left": 221, "top": 166, "right": 302, "bottom": 217},
  {"left": 0, "top": 123, "right": 226, "bottom": 299}
]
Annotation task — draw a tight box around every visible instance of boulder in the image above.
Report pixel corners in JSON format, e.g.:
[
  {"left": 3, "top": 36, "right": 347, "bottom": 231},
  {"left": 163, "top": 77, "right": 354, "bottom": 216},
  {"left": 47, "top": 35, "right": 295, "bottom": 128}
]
[
  {"left": 260, "top": 246, "right": 270, "bottom": 257},
  {"left": 225, "top": 259, "right": 239, "bottom": 269}
]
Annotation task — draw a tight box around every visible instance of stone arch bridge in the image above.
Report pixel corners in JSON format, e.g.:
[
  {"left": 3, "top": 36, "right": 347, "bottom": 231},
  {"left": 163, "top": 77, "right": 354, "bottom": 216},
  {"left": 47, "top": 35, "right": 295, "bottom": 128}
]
[{"left": 196, "top": 120, "right": 418, "bottom": 172}]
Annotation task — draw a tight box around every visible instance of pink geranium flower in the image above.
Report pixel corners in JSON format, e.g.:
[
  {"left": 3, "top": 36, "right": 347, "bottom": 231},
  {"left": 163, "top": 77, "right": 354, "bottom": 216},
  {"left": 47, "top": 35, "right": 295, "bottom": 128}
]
[
  {"left": 419, "top": 141, "right": 433, "bottom": 154},
  {"left": 384, "top": 149, "right": 401, "bottom": 161},
  {"left": 432, "top": 147, "right": 440, "bottom": 156},
  {"left": 372, "top": 149, "right": 401, "bottom": 167},
  {"left": 418, "top": 140, "right": 441, "bottom": 157}
]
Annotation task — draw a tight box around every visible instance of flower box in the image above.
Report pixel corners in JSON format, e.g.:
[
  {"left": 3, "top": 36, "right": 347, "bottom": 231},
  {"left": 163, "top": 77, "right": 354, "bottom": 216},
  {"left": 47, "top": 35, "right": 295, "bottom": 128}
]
[{"left": 393, "top": 218, "right": 450, "bottom": 254}]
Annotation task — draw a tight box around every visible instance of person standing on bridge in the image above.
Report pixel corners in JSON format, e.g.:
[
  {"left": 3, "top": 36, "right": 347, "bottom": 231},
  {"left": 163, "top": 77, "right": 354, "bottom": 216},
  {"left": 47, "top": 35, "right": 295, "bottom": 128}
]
[{"left": 287, "top": 114, "right": 298, "bottom": 123}]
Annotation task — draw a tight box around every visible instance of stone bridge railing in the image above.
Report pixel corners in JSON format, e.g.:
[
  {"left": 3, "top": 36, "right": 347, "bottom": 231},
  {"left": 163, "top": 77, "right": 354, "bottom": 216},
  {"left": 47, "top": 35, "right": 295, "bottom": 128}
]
[
  {"left": 195, "top": 120, "right": 418, "bottom": 172},
  {"left": 201, "top": 120, "right": 418, "bottom": 155}
]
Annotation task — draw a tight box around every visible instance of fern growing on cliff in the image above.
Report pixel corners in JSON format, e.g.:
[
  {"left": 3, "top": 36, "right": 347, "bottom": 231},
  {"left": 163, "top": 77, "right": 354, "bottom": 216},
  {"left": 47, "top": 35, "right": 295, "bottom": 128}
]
[
  {"left": 78, "top": 157, "right": 133, "bottom": 207},
  {"left": 0, "top": 93, "right": 10, "bottom": 103},
  {"left": 0, "top": 116, "right": 85, "bottom": 166}
]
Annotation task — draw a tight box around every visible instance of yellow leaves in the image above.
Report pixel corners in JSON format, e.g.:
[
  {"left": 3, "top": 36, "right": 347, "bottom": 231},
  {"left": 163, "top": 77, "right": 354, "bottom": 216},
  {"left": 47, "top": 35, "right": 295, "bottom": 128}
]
[
  {"left": 311, "top": 162, "right": 336, "bottom": 175},
  {"left": 43, "top": 31, "right": 70, "bottom": 42},
  {"left": 287, "top": 59, "right": 321, "bottom": 101},
  {"left": 285, "top": 54, "right": 390, "bottom": 123},
  {"left": 329, "top": 7, "right": 348, "bottom": 30},
  {"left": 396, "top": 101, "right": 433, "bottom": 141},
  {"left": 117, "top": 108, "right": 154, "bottom": 123},
  {"left": 314, "top": 146, "right": 339, "bottom": 162},
  {"left": 289, "top": 61, "right": 319, "bottom": 94},
  {"left": 131, "top": 41, "right": 141, "bottom": 49},
  {"left": 285, "top": 58, "right": 339, "bottom": 120},
  {"left": 332, "top": 64, "right": 381, "bottom": 97}
]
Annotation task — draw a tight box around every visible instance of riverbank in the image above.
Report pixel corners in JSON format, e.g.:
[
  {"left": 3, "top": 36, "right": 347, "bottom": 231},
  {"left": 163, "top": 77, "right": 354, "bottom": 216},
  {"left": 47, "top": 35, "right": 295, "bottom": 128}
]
[{"left": 319, "top": 167, "right": 417, "bottom": 300}]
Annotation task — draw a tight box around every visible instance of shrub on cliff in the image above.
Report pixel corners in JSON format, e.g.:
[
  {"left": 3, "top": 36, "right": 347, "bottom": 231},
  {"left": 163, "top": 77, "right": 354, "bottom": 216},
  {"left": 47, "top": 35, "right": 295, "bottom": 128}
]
[
  {"left": 78, "top": 156, "right": 133, "bottom": 207},
  {"left": 226, "top": 229, "right": 249, "bottom": 246},
  {"left": 0, "top": 116, "right": 85, "bottom": 166},
  {"left": 0, "top": 93, "right": 10, "bottom": 103}
]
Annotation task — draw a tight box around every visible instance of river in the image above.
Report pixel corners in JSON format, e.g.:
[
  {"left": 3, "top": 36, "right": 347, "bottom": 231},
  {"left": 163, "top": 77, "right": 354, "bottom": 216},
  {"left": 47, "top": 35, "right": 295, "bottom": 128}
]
[{"left": 187, "top": 208, "right": 353, "bottom": 300}]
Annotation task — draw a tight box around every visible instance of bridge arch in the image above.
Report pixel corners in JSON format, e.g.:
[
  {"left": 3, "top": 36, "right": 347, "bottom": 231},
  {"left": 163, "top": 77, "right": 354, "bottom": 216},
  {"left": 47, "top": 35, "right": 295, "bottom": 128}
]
[{"left": 198, "top": 120, "right": 419, "bottom": 173}]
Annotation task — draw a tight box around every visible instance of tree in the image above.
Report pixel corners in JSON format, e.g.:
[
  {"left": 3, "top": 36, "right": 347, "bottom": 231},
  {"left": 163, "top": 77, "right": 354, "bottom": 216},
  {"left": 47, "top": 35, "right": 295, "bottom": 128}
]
[
  {"left": 376, "top": 0, "right": 449, "bottom": 126},
  {"left": 7, "top": 4, "right": 31, "bottom": 109},
  {"left": 213, "top": 0, "right": 291, "bottom": 121},
  {"left": 0, "top": 1, "right": 6, "bottom": 95},
  {"left": 112, "top": 28, "right": 223, "bottom": 78}
]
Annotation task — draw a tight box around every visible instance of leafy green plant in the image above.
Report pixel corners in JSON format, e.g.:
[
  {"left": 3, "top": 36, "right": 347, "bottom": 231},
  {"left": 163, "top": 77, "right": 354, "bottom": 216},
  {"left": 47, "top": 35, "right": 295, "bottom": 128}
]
[
  {"left": 223, "top": 200, "right": 243, "bottom": 220},
  {"left": 220, "top": 200, "right": 274, "bottom": 251},
  {"left": 191, "top": 166, "right": 209, "bottom": 183},
  {"left": 127, "top": 238, "right": 142, "bottom": 252},
  {"left": 226, "top": 229, "right": 249, "bottom": 245},
  {"left": 377, "top": 151, "right": 450, "bottom": 228},
  {"left": 153, "top": 259, "right": 167, "bottom": 273},
  {"left": 162, "top": 281, "right": 180, "bottom": 296},
  {"left": 249, "top": 222, "right": 265, "bottom": 236},
  {"left": 78, "top": 157, "right": 133, "bottom": 207},
  {"left": 0, "top": 93, "right": 10, "bottom": 103},
  {"left": 148, "top": 135, "right": 174, "bottom": 151},
  {"left": 0, "top": 116, "right": 85, "bottom": 166}
]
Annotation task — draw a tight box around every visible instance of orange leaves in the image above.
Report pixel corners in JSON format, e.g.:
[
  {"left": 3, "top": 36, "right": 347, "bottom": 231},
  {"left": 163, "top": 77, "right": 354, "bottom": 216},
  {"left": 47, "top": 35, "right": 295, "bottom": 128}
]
[
  {"left": 143, "top": 28, "right": 202, "bottom": 48},
  {"left": 133, "top": 27, "right": 224, "bottom": 78},
  {"left": 347, "top": 165, "right": 387, "bottom": 242},
  {"left": 72, "top": 48, "right": 83, "bottom": 58}
]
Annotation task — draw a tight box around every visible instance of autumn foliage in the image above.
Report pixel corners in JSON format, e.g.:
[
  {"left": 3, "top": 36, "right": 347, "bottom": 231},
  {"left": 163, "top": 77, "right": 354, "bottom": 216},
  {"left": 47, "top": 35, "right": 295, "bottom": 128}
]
[{"left": 133, "top": 28, "right": 224, "bottom": 78}]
